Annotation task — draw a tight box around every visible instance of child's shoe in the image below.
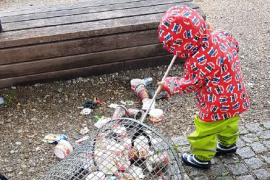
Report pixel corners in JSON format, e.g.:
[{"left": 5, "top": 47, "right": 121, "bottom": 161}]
[
  {"left": 182, "top": 153, "right": 211, "bottom": 169},
  {"left": 216, "top": 142, "right": 237, "bottom": 155}
]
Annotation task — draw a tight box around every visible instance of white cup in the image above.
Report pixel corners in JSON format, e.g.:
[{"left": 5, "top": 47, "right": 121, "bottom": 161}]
[
  {"left": 149, "top": 109, "right": 164, "bottom": 123},
  {"left": 54, "top": 140, "right": 73, "bottom": 159}
]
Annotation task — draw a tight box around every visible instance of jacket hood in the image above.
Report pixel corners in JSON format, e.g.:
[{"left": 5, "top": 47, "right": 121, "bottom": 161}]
[{"left": 158, "top": 5, "right": 211, "bottom": 58}]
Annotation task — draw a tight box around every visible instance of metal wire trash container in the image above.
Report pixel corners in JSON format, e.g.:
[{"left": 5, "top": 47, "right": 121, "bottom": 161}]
[{"left": 43, "top": 118, "right": 183, "bottom": 180}]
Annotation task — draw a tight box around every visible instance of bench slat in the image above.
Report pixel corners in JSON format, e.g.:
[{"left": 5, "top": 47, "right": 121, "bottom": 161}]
[
  {"left": 0, "top": 13, "right": 161, "bottom": 49},
  {"left": 0, "top": 0, "right": 147, "bottom": 17},
  {"left": 0, "top": 7, "right": 205, "bottom": 49},
  {"left": 1, "top": 0, "right": 195, "bottom": 23},
  {"left": 0, "top": 44, "right": 167, "bottom": 79},
  {"left": 3, "top": 3, "right": 198, "bottom": 31},
  {"left": 0, "top": 29, "right": 159, "bottom": 65},
  {"left": 0, "top": 54, "right": 179, "bottom": 88}
]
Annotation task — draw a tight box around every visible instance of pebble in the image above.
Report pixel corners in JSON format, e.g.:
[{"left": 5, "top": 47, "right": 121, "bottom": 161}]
[{"left": 15, "top": 142, "right": 22, "bottom": 145}]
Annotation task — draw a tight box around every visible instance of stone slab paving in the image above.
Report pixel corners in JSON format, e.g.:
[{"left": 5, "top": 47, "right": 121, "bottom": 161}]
[{"left": 172, "top": 120, "right": 270, "bottom": 179}]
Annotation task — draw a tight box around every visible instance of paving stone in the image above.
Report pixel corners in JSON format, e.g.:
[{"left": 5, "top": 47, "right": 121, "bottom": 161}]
[
  {"left": 236, "top": 175, "right": 255, "bottom": 180},
  {"left": 239, "top": 126, "right": 248, "bottom": 135},
  {"left": 216, "top": 177, "right": 234, "bottom": 180},
  {"left": 211, "top": 163, "right": 228, "bottom": 177},
  {"left": 262, "top": 140, "right": 270, "bottom": 148},
  {"left": 237, "top": 147, "right": 255, "bottom": 159},
  {"left": 242, "top": 134, "right": 259, "bottom": 143},
  {"left": 237, "top": 138, "right": 246, "bottom": 148},
  {"left": 228, "top": 163, "right": 248, "bottom": 175},
  {"left": 244, "top": 158, "right": 263, "bottom": 169},
  {"left": 178, "top": 146, "right": 190, "bottom": 153},
  {"left": 193, "top": 175, "right": 209, "bottom": 180},
  {"left": 250, "top": 142, "right": 267, "bottom": 153},
  {"left": 253, "top": 169, "right": 270, "bottom": 179},
  {"left": 257, "top": 130, "right": 270, "bottom": 139},
  {"left": 262, "top": 120, "right": 270, "bottom": 129},
  {"left": 221, "top": 154, "right": 240, "bottom": 164},
  {"left": 245, "top": 123, "right": 264, "bottom": 133},
  {"left": 261, "top": 155, "right": 270, "bottom": 164},
  {"left": 171, "top": 136, "right": 189, "bottom": 146}
]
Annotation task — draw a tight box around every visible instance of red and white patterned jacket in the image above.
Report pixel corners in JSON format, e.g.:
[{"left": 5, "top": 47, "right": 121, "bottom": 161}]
[{"left": 158, "top": 5, "right": 249, "bottom": 122}]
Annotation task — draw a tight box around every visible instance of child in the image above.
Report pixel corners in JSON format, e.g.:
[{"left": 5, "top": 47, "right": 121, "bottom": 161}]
[{"left": 157, "top": 5, "right": 249, "bottom": 169}]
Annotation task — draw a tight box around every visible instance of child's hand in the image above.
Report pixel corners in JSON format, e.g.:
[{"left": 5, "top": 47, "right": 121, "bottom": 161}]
[
  {"left": 157, "top": 81, "right": 165, "bottom": 94},
  {"left": 207, "top": 22, "right": 214, "bottom": 32}
]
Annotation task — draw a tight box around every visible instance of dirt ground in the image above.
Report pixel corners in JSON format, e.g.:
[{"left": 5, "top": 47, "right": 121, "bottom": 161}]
[{"left": 0, "top": 0, "right": 269, "bottom": 180}]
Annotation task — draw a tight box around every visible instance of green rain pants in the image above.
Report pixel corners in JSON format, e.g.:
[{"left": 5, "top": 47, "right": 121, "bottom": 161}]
[{"left": 188, "top": 115, "right": 240, "bottom": 161}]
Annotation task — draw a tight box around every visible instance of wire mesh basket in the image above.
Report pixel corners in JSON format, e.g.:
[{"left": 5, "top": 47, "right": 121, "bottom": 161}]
[{"left": 43, "top": 118, "right": 183, "bottom": 180}]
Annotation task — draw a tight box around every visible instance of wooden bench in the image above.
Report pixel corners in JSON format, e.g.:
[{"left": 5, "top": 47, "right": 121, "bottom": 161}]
[{"left": 0, "top": 0, "right": 205, "bottom": 88}]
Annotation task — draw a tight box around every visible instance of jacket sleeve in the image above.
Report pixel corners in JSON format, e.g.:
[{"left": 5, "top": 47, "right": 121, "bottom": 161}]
[
  {"left": 163, "top": 52, "right": 221, "bottom": 95},
  {"left": 214, "top": 30, "right": 239, "bottom": 52}
]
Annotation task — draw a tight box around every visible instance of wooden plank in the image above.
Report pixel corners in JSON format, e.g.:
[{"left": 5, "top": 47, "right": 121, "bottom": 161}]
[
  {"left": 1, "top": 0, "right": 195, "bottom": 23},
  {"left": 125, "top": 54, "right": 185, "bottom": 71},
  {"left": 3, "top": 3, "right": 198, "bottom": 31},
  {"left": 0, "top": 0, "right": 146, "bottom": 17},
  {"left": 0, "top": 44, "right": 168, "bottom": 79},
  {"left": 0, "top": 9, "right": 206, "bottom": 49},
  {"left": 0, "top": 29, "right": 160, "bottom": 65},
  {"left": 0, "top": 54, "right": 180, "bottom": 88},
  {"left": 0, "top": 61, "right": 125, "bottom": 89},
  {"left": 0, "top": 13, "right": 161, "bottom": 49}
]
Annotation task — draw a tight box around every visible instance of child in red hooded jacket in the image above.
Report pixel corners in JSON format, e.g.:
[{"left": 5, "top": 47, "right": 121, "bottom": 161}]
[{"left": 158, "top": 5, "right": 249, "bottom": 169}]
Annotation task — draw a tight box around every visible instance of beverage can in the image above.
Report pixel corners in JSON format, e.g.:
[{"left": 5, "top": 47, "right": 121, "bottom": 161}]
[
  {"left": 135, "top": 84, "right": 149, "bottom": 101},
  {"left": 111, "top": 105, "right": 127, "bottom": 119},
  {"left": 126, "top": 108, "right": 143, "bottom": 120}
]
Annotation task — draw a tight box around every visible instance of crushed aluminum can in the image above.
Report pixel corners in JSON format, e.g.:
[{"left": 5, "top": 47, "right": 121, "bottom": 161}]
[
  {"left": 128, "top": 147, "right": 139, "bottom": 162},
  {"left": 146, "top": 153, "right": 169, "bottom": 172},
  {"left": 43, "top": 134, "right": 67, "bottom": 143},
  {"left": 135, "top": 84, "right": 150, "bottom": 101},
  {"left": 126, "top": 108, "right": 143, "bottom": 120},
  {"left": 111, "top": 105, "right": 127, "bottom": 119},
  {"left": 85, "top": 171, "right": 106, "bottom": 180}
]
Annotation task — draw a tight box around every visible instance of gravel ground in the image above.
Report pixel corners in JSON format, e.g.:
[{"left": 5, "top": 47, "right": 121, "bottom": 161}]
[{"left": 0, "top": 0, "right": 269, "bottom": 179}]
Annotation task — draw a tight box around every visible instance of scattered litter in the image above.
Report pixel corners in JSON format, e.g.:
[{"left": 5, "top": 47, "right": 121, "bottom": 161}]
[
  {"left": 127, "top": 108, "right": 143, "bottom": 120},
  {"left": 80, "top": 127, "right": 89, "bottom": 135},
  {"left": 94, "top": 115, "right": 101, "bottom": 120},
  {"left": 108, "top": 103, "right": 119, "bottom": 108},
  {"left": 54, "top": 140, "right": 73, "bottom": 159},
  {"left": 94, "top": 116, "right": 111, "bottom": 128},
  {"left": 75, "top": 136, "right": 89, "bottom": 145},
  {"left": 43, "top": 134, "right": 67, "bottom": 143},
  {"left": 80, "top": 108, "right": 92, "bottom": 115},
  {"left": 11, "top": 86, "right": 16, "bottom": 90},
  {"left": 247, "top": 82, "right": 255, "bottom": 87},
  {"left": 148, "top": 88, "right": 169, "bottom": 100},
  {"left": 120, "top": 100, "right": 134, "bottom": 106},
  {"left": 15, "top": 142, "right": 22, "bottom": 145},
  {"left": 111, "top": 105, "right": 127, "bottom": 119},
  {"left": 0, "top": 97, "right": 4, "bottom": 105},
  {"left": 149, "top": 109, "right": 164, "bottom": 123}
]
